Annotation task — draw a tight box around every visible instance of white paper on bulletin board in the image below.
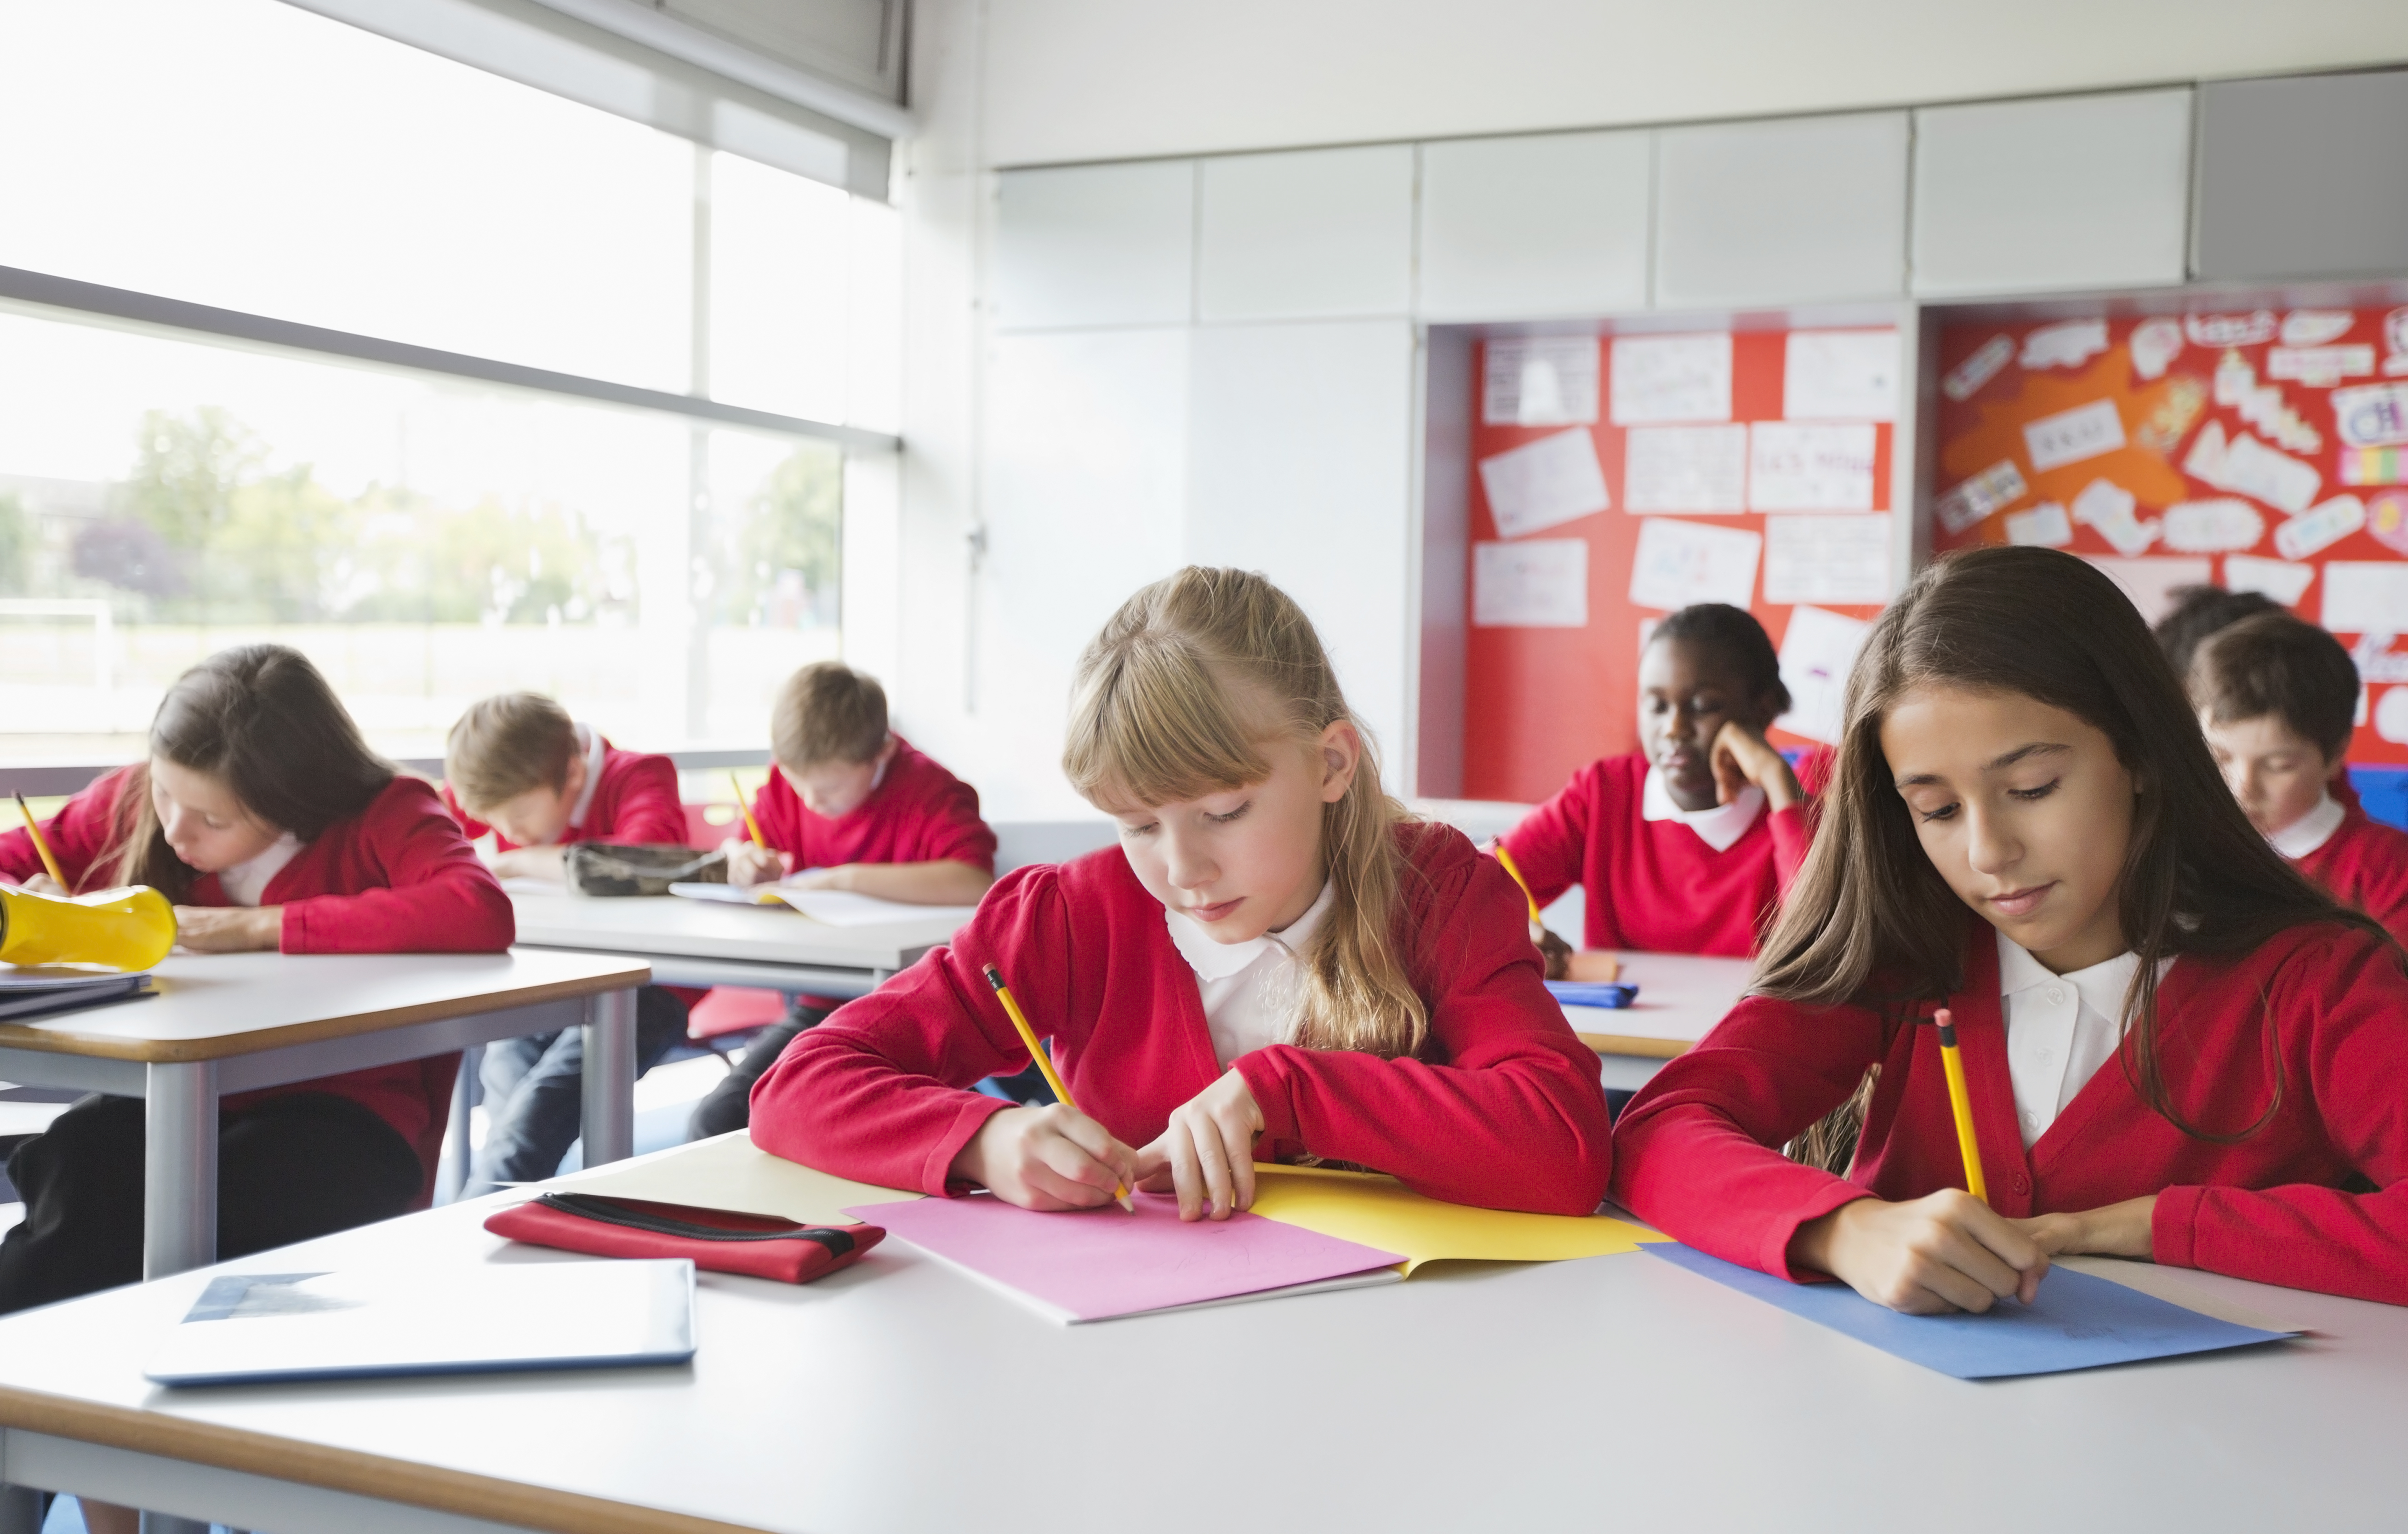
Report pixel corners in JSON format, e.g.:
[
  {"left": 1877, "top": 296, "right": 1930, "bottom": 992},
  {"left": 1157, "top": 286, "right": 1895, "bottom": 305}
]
[
  {"left": 1624, "top": 425, "right": 1747, "bottom": 513},
  {"left": 1776, "top": 605, "right": 1874, "bottom": 745},
  {"left": 1785, "top": 331, "right": 1898, "bottom": 422},
  {"left": 1477, "top": 428, "right": 1610, "bottom": 538},
  {"left": 1610, "top": 333, "right": 1733, "bottom": 425},
  {"left": 1764, "top": 514, "right": 1892, "bottom": 605},
  {"left": 2323, "top": 562, "right": 2408, "bottom": 633},
  {"left": 1749, "top": 422, "right": 1877, "bottom": 512},
  {"left": 1628, "top": 517, "right": 1760, "bottom": 612},
  {"left": 1473, "top": 539, "right": 1589, "bottom": 627},
  {"left": 2082, "top": 556, "right": 2214, "bottom": 626},
  {"left": 1483, "top": 337, "right": 1601, "bottom": 427}
]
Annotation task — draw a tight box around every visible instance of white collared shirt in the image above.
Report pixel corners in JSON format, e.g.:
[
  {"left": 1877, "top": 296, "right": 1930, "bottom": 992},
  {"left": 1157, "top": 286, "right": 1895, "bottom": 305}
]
[
  {"left": 1639, "top": 767, "right": 1766, "bottom": 853},
  {"left": 562, "top": 722, "right": 607, "bottom": 838},
  {"left": 218, "top": 832, "right": 305, "bottom": 907},
  {"left": 1996, "top": 930, "right": 2171, "bottom": 1147},
  {"left": 1165, "top": 880, "right": 1336, "bottom": 1068},
  {"left": 2267, "top": 791, "right": 2345, "bottom": 860}
]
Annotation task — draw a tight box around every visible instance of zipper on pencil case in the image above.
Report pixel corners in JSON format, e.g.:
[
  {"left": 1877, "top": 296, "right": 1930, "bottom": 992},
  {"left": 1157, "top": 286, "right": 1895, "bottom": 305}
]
[{"left": 534, "top": 1192, "right": 857, "bottom": 1255}]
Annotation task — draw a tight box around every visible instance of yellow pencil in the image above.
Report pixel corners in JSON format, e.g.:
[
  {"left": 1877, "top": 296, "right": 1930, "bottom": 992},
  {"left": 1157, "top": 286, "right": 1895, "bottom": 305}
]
[
  {"left": 1933, "top": 1007, "right": 1988, "bottom": 1205},
  {"left": 1490, "top": 840, "right": 1542, "bottom": 924},
  {"left": 728, "top": 772, "right": 766, "bottom": 847},
  {"left": 981, "top": 961, "right": 1131, "bottom": 1210},
  {"left": 14, "top": 794, "right": 64, "bottom": 888}
]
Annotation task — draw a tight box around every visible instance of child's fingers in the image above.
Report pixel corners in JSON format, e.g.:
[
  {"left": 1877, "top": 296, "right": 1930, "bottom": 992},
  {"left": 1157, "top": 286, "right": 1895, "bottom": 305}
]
[
  {"left": 1164, "top": 1119, "right": 1207, "bottom": 1220},
  {"left": 1187, "top": 1112, "right": 1238, "bottom": 1220},
  {"left": 1213, "top": 1112, "right": 1257, "bottom": 1213},
  {"left": 1052, "top": 1110, "right": 1140, "bottom": 1193}
]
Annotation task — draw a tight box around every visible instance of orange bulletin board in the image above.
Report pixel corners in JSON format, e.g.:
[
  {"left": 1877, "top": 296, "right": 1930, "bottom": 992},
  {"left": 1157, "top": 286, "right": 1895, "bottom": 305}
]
[
  {"left": 1932, "top": 308, "right": 2408, "bottom": 765},
  {"left": 1462, "top": 329, "right": 1898, "bottom": 804}
]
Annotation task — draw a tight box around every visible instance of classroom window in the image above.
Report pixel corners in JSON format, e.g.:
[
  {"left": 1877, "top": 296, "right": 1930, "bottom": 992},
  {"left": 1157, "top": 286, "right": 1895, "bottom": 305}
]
[{"left": 0, "top": 0, "right": 896, "bottom": 766}]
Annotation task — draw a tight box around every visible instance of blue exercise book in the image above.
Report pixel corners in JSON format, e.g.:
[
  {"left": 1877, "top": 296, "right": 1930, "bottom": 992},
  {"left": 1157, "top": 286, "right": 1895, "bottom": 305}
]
[
  {"left": 1545, "top": 980, "right": 1638, "bottom": 1009},
  {"left": 1646, "top": 1243, "right": 2296, "bottom": 1380}
]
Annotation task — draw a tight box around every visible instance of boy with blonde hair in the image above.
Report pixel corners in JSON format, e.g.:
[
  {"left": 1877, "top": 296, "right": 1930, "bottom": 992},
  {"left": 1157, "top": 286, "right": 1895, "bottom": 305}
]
[{"left": 692, "top": 662, "right": 997, "bottom": 1137}]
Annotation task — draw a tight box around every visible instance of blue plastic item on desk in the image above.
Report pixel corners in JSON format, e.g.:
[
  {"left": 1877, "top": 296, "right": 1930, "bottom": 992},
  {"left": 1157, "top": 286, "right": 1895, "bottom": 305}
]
[{"left": 1545, "top": 980, "right": 1638, "bottom": 1008}]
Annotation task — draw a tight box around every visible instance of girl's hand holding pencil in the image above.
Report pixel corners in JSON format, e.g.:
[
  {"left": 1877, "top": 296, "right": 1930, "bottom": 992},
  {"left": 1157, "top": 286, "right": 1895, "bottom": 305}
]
[
  {"left": 1132, "top": 1068, "right": 1265, "bottom": 1222},
  {"left": 954, "top": 1104, "right": 1141, "bottom": 1213}
]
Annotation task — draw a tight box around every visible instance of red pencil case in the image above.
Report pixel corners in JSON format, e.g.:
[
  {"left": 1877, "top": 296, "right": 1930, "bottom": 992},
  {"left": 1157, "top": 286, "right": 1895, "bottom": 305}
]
[{"left": 484, "top": 1192, "right": 883, "bottom": 1285}]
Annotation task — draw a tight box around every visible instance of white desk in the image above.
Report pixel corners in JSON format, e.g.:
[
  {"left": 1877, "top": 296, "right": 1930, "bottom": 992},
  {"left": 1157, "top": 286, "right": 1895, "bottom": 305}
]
[
  {"left": 0, "top": 1139, "right": 2402, "bottom": 1534},
  {"left": 509, "top": 890, "right": 962, "bottom": 998},
  {"left": 0, "top": 949, "right": 648, "bottom": 1279},
  {"left": 1567, "top": 951, "right": 1753, "bottom": 1091}
]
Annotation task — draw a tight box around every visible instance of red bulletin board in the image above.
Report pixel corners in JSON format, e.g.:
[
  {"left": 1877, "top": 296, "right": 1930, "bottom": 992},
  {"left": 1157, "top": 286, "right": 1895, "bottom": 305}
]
[
  {"left": 1462, "top": 329, "right": 1898, "bottom": 804},
  {"left": 1932, "top": 307, "right": 2408, "bottom": 766}
]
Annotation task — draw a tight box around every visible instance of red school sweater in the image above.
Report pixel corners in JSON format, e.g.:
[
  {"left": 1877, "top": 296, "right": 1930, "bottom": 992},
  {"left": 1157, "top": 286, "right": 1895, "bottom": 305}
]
[
  {"left": 1610, "top": 918, "right": 2408, "bottom": 1305},
  {"left": 1502, "top": 752, "right": 1810, "bottom": 957},
  {"left": 2291, "top": 803, "right": 2408, "bottom": 947},
  {"left": 0, "top": 767, "right": 514, "bottom": 1196},
  {"left": 748, "top": 736, "right": 997, "bottom": 874},
  {"left": 749, "top": 823, "right": 1613, "bottom": 1215},
  {"left": 444, "top": 738, "right": 687, "bottom": 851}
]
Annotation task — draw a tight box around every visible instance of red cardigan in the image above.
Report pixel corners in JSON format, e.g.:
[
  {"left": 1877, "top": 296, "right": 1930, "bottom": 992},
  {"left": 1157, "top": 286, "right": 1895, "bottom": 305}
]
[
  {"left": 444, "top": 739, "right": 686, "bottom": 851},
  {"left": 750, "top": 824, "right": 1613, "bottom": 1215},
  {"left": 1610, "top": 918, "right": 2408, "bottom": 1305},
  {"left": 1503, "top": 752, "right": 1809, "bottom": 957},
  {"left": 750, "top": 736, "right": 996, "bottom": 874},
  {"left": 2293, "top": 803, "right": 2408, "bottom": 947},
  {"left": 0, "top": 767, "right": 514, "bottom": 1195}
]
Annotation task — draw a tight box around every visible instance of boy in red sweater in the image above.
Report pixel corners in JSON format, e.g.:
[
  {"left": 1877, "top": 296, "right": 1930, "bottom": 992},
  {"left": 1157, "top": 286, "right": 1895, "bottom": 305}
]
[
  {"left": 2190, "top": 614, "right": 2408, "bottom": 944},
  {"left": 689, "top": 662, "right": 996, "bottom": 1138},
  {"left": 443, "top": 694, "right": 696, "bottom": 1194},
  {"left": 1506, "top": 603, "right": 1810, "bottom": 973},
  {"left": 0, "top": 645, "right": 512, "bottom": 1321}
]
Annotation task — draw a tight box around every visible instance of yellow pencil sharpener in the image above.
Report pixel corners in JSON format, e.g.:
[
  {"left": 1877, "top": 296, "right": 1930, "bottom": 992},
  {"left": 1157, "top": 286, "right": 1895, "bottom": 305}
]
[{"left": 0, "top": 884, "right": 177, "bottom": 971}]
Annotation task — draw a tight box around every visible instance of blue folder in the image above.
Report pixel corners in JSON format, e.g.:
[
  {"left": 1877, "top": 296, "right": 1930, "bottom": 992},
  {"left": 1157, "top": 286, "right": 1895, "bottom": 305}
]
[{"left": 1646, "top": 1243, "right": 2296, "bottom": 1379}]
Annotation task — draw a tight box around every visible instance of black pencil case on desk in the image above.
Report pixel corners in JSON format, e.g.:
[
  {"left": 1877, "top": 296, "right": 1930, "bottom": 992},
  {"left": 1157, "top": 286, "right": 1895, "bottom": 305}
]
[
  {"left": 566, "top": 844, "right": 728, "bottom": 896},
  {"left": 485, "top": 1192, "right": 883, "bottom": 1284}
]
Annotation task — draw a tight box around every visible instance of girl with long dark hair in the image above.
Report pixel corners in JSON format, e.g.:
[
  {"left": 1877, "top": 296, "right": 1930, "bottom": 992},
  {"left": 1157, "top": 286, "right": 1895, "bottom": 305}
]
[{"left": 1611, "top": 547, "right": 2408, "bottom": 1309}]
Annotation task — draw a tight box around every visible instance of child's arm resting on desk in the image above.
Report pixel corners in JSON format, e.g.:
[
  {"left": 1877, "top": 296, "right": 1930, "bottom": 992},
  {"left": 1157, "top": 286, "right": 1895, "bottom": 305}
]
[
  {"left": 1233, "top": 839, "right": 1615, "bottom": 1217},
  {"left": 280, "top": 781, "right": 515, "bottom": 953},
  {"left": 785, "top": 858, "right": 994, "bottom": 905},
  {"left": 750, "top": 867, "right": 1097, "bottom": 1195}
]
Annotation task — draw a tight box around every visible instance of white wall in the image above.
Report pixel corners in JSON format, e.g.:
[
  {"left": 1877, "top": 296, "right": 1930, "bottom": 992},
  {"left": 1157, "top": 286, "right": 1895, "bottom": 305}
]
[{"left": 980, "top": 0, "right": 2408, "bottom": 166}]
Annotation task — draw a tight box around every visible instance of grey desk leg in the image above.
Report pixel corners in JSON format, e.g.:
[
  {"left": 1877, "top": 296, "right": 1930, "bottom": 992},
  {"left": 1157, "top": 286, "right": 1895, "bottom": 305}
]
[
  {"left": 580, "top": 987, "right": 637, "bottom": 1167},
  {"left": 143, "top": 1060, "right": 218, "bottom": 1281},
  {"left": 433, "top": 1042, "right": 484, "bottom": 1205},
  {"left": 0, "top": 1483, "right": 40, "bottom": 1534},
  {"left": 137, "top": 1512, "right": 209, "bottom": 1534}
]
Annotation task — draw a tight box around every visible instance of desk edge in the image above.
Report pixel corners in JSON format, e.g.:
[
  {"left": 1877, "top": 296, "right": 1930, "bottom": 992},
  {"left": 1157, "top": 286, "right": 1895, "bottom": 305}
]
[
  {"left": 1577, "top": 1033, "right": 1689, "bottom": 1059},
  {"left": 0, "top": 1385, "right": 759, "bottom": 1534},
  {"left": 0, "top": 964, "right": 651, "bottom": 1064}
]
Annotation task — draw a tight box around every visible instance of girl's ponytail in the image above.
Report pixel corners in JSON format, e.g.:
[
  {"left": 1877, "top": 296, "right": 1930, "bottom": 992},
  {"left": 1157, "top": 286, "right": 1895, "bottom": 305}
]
[{"left": 1063, "top": 567, "right": 1427, "bottom": 1060}]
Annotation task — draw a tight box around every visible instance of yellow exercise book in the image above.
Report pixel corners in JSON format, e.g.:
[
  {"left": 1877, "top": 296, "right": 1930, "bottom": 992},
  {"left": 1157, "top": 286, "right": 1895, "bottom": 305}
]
[
  {"left": 553, "top": 1131, "right": 923, "bottom": 1227},
  {"left": 1246, "top": 1163, "right": 1669, "bottom": 1275}
]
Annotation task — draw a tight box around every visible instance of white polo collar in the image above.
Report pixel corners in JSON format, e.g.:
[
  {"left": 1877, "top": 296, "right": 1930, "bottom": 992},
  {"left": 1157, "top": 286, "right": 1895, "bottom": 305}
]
[
  {"left": 2267, "top": 792, "right": 2345, "bottom": 860},
  {"left": 1165, "top": 879, "right": 1335, "bottom": 982},
  {"left": 564, "top": 722, "right": 607, "bottom": 836},
  {"left": 1640, "top": 767, "right": 1766, "bottom": 853}
]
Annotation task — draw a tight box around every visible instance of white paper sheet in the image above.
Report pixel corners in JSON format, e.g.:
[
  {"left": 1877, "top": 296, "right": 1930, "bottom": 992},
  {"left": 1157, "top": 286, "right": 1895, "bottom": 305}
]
[
  {"left": 2280, "top": 310, "right": 2356, "bottom": 347},
  {"left": 2223, "top": 554, "right": 2316, "bottom": 606},
  {"left": 1943, "top": 335, "right": 2014, "bottom": 402},
  {"left": 1934, "top": 459, "right": 2028, "bottom": 535},
  {"left": 2082, "top": 556, "right": 2213, "bottom": 625},
  {"left": 2023, "top": 399, "right": 2127, "bottom": 472},
  {"left": 2326, "top": 563, "right": 2408, "bottom": 632},
  {"left": 1763, "top": 514, "right": 1892, "bottom": 605},
  {"left": 2005, "top": 502, "right": 2073, "bottom": 547},
  {"left": 2377, "top": 685, "right": 2408, "bottom": 745},
  {"left": 1784, "top": 331, "right": 1899, "bottom": 421},
  {"left": 1624, "top": 425, "right": 1747, "bottom": 513},
  {"left": 1610, "top": 333, "right": 1732, "bottom": 424},
  {"left": 1472, "top": 538, "right": 1589, "bottom": 627},
  {"left": 2207, "top": 431, "right": 2322, "bottom": 515},
  {"left": 2332, "top": 383, "right": 2408, "bottom": 449},
  {"left": 1477, "top": 428, "right": 1611, "bottom": 538},
  {"left": 2274, "top": 495, "right": 2367, "bottom": 561},
  {"left": 1749, "top": 422, "right": 1876, "bottom": 512},
  {"left": 2267, "top": 345, "right": 2374, "bottom": 386},
  {"left": 1483, "top": 337, "right": 1601, "bottom": 426},
  {"left": 2187, "top": 312, "right": 2277, "bottom": 348},
  {"left": 1628, "top": 517, "right": 1761, "bottom": 612},
  {"left": 2071, "top": 478, "right": 2159, "bottom": 557},
  {"left": 1775, "top": 605, "right": 1873, "bottom": 745},
  {"left": 2129, "top": 318, "right": 2185, "bottom": 381},
  {"left": 2161, "top": 498, "right": 2265, "bottom": 555},
  {"left": 2021, "top": 319, "right": 2107, "bottom": 370}
]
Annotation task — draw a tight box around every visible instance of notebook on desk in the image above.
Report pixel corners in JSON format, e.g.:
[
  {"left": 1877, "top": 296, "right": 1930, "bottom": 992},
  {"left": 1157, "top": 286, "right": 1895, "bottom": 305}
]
[
  {"left": 668, "top": 882, "right": 979, "bottom": 928},
  {"left": 0, "top": 966, "right": 153, "bottom": 1021},
  {"left": 145, "top": 1258, "right": 696, "bottom": 1386}
]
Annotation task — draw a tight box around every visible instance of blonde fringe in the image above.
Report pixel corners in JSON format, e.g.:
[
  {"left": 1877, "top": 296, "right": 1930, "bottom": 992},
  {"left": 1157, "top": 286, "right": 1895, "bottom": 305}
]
[{"left": 1063, "top": 567, "right": 1428, "bottom": 1060}]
